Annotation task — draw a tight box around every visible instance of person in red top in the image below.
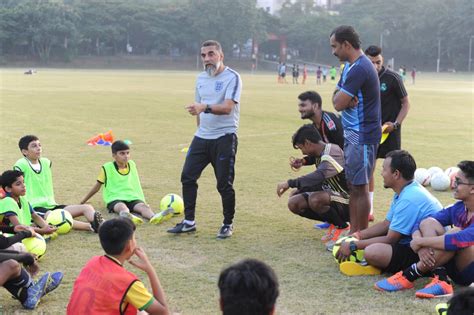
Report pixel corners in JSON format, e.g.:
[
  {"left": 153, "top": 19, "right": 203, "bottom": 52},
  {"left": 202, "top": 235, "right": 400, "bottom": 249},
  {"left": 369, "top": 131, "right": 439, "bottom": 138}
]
[{"left": 67, "top": 218, "right": 169, "bottom": 315}]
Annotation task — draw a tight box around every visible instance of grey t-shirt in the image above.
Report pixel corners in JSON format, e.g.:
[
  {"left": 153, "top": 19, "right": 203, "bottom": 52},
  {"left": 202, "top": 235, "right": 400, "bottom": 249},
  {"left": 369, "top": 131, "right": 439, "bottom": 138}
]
[{"left": 194, "top": 66, "right": 242, "bottom": 139}]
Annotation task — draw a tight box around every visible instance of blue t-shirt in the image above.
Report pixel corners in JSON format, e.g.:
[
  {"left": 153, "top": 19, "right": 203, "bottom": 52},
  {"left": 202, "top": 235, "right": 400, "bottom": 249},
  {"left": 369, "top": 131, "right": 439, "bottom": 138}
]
[
  {"left": 337, "top": 54, "right": 381, "bottom": 144},
  {"left": 386, "top": 181, "right": 442, "bottom": 245},
  {"left": 194, "top": 66, "right": 242, "bottom": 140}
]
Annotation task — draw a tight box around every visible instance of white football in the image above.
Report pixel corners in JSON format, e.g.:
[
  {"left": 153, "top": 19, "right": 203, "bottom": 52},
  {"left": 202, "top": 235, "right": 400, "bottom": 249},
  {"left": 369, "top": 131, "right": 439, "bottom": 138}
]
[
  {"left": 415, "top": 168, "right": 431, "bottom": 186},
  {"left": 444, "top": 167, "right": 460, "bottom": 189},
  {"left": 428, "top": 166, "right": 444, "bottom": 177},
  {"left": 431, "top": 172, "right": 451, "bottom": 191}
]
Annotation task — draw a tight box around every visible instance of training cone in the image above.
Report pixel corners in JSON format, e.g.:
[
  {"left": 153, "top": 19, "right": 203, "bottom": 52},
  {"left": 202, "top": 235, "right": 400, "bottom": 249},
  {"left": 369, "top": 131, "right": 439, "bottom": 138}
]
[
  {"left": 102, "top": 130, "right": 114, "bottom": 143},
  {"left": 87, "top": 134, "right": 102, "bottom": 145}
]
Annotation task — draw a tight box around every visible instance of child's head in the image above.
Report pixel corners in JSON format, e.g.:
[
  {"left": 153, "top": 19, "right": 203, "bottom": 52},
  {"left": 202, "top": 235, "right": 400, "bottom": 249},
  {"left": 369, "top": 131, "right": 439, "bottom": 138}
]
[
  {"left": 0, "top": 170, "right": 26, "bottom": 197},
  {"left": 99, "top": 218, "right": 136, "bottom": 257},
  {"left": 111, "top": 140, "right": 130, "bottom": 164},
  {"left": 19, "top": 135, "right": 42, "bottom": 160}
]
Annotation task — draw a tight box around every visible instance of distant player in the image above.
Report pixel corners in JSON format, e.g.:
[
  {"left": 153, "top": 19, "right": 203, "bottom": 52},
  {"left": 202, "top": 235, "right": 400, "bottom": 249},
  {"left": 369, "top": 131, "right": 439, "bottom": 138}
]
[
  {"left": 330, "top": 25, "right": 381, "bottom": 234},
  {"left": 302, "top": 64, "right": 308, "bottom": 84},
  {"left": 365, "top": 45, "right": 410, "bottom": 222},
  {"left": 329, "top": 66, "right": 337, "bottom": 81},
  {"left": 316, "top": 66, "right": 322, "bottom": 85}
]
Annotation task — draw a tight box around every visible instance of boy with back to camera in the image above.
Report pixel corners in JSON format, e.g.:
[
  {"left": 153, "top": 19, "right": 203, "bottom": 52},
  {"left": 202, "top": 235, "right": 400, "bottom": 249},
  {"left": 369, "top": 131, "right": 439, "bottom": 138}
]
[
  {"left": 14, "top": 135, "right": 104, "bottom": 233},
  {"left": 67, "top": 218, "right": 169, "bottom": 315},
  {"left": 81, "top": 140, "right": 165, "bottom": 225}
]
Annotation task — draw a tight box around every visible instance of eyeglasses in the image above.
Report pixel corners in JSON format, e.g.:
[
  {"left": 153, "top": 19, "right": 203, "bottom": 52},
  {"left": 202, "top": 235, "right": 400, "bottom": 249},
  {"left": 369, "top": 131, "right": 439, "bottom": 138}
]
[{"left": 454, "top": 177, "right": 474, "bottom": 187}]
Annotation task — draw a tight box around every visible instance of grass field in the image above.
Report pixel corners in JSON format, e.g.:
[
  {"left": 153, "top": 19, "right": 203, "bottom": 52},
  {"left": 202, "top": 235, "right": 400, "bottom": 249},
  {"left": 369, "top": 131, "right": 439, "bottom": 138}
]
[{"left": 0, "top": 68, "right": 472, "bottom": 314}]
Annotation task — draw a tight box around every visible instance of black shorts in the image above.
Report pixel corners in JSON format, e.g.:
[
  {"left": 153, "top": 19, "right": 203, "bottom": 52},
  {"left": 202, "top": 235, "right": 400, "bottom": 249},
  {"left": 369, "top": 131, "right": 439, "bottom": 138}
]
[
  {"left": 106, "top": 200, "right": 144, "bottom": 213},
  {"left": 33, "top": 204, "right": 68, "bottom": 215},
  {"left": 377, "top": 128, "right": 401, "bottom": 159},
  {"left": 300, "top": 192, "right": 350, "bottom": 222},
  {"left": 445, "top": 259, "right": 474, "bottom": 286},
  {"left": 384, "top": 243, "right": 419, "bottom": 274},
  {"left": 281, "top": 73, "right": 286, "bottom": 78}
]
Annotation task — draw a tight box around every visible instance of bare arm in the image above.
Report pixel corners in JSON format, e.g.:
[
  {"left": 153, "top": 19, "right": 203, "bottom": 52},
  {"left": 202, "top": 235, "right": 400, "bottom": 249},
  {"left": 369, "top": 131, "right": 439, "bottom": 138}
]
[
  {"left": 359, "top": 220, "right": 391, "bottom": 240},
  {"left": 80, "top": 181, "right": 102, "bottom": 204},
  {"left": 395, "top": 96, "right": 410, "bottom": 124},
  {"left": 332, "top": 90, "right": 358, "bottom": 111},
  {"left": 31, "top": 212, "right": 57, "bottom": 234},
  {"left": 411, "top": 235, "right": 446, "bottom": 251},
  {"left": 356, "top": 229, "right": 403, "bottom": 250},
  {"left": 128, "top": 248, "right": 169, "bottom": 315}
]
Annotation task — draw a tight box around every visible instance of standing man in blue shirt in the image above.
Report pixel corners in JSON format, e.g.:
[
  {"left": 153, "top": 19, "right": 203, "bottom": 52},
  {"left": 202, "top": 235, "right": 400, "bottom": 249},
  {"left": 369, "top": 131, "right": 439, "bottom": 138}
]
[
  {"left": 329, "top": 25, "right": 381, "bottom": 234},
  {"left": 168, "top": 40, "right": 242, "bottom": 239}
]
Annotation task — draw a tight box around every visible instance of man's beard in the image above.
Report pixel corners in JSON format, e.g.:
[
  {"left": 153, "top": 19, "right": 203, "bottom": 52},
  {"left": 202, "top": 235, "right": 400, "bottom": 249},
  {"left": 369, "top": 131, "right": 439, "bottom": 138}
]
[
  {"left": 205, "top": 62, "right": 221, "bottom": 76},
  {"left": 301, "top": 111, "right": 314, "bottom": 119}
]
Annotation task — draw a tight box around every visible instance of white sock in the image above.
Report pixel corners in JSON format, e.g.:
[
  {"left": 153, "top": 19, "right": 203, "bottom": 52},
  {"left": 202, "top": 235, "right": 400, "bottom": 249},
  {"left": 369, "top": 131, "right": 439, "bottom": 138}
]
[
  {"left": 183, "top": 220, "right": 195, "bottom": 225},
  {"left": 369, "top": 191, "right": 374, "bottom": 215}
]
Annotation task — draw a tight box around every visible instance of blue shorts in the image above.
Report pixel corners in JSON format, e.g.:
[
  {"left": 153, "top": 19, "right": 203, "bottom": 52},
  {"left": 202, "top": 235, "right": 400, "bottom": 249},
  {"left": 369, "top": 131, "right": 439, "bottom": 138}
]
[{"left": 344, "top": 143, "right": 377, "bottom": 185}]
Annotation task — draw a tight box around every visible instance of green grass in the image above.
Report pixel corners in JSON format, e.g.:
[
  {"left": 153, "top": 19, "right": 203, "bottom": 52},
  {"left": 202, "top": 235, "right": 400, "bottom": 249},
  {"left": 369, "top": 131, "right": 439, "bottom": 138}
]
[{"left": 0, "top": 69, "right": 472, "bottom": 314}]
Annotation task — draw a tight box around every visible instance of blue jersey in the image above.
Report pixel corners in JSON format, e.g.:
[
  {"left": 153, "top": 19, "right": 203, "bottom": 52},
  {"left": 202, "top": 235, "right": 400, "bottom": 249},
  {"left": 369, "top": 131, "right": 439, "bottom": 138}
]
[
  {"left": 337, "top": 54, "right": 381, "bottom": 144},
  {"left": 194, "top": 66, "right": 242, "bottom": 139},
  {"left": 426, "top": 201, "right": 474, "bottom": 251},
  {"left": 386, "top": 181, "right": 442, "bottom": 245}
]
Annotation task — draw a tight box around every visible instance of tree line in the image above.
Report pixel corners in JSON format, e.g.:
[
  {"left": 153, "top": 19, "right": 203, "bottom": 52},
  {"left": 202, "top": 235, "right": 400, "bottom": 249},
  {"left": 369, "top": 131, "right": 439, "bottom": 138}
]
[{"left": 0, "top": 0, "right": 472, "bottom": 70}]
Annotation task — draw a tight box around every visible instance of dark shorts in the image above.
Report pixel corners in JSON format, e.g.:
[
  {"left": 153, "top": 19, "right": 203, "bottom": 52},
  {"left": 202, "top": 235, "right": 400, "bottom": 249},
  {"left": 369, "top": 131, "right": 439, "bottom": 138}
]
[
  {"left": 445, "top": 260, "right": 474, "bottom": 286},
  {"left": 281, "top": 73, "right": 286, "bottom": 78},
  {"left": 301, "top": 191, "right": 350, "bottom": 222},
  {"left": 384, "top": 243, "right": 419, "bottom": 274},
  {"left": 106, "top": 200, "right": 144, "bottom": 213},
  {"left": 377, "top": 128, "right": 401, "bottom": 159},
  {"left": 33, "top": 204, "right": 68, "bottom": 215},
  {"left": 344, "top": 143, "right": 377, "bottom": 185}
]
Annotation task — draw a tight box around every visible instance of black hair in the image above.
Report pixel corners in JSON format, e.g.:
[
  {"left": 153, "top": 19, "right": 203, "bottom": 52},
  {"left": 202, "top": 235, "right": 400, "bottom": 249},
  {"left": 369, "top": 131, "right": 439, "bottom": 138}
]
[
  {"left": 447, "top": 287, "right": 474, "bottom": 315},
  {"left": 0, "top": 170, "right": 24, "bottom": 190},
  {"left": 457, "top": 161, "right": 474, "bottom": 182},
  {"left": 218, "top": 259, "right": 279, "bottom": 315},
  {"left": 364, "top": 45, "right": 382, "bottom": 57},
  {"left": 385, "top": 150, "right": 417, "bottom": 181},
  {"left": 298, "top": 91, "right": 322, "bottom": 108},
  {"left": 98, "top": 218, "right": 136, "bottom": 255},
  {"left": 111, "top": 140, "right": 130, "bottom": 154},
  {"left": 18, "top": 135, "right": 39, "bottom": 152},
  {"left": 292, "top": 124, "right": 322, "bottom": 149},
  {"left": 330, "top": 25, "right": 361, "bottom": 49}
]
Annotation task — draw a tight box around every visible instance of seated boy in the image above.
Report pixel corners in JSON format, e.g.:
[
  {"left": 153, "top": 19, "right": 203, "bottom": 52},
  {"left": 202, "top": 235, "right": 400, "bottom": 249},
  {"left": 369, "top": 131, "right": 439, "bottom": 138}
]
[
  {"left": 375, "top": 160, "right": 474, "bottom": 298},
  {"left": 335, "top": 150, "right": 442, "bottom": 276},
  {"left": 0, "top": 170, "right": 57, "bottom": 238},
  {"left": 81, "top": 140, "right": 163, "bottom": 225},
  {"left": 276, "top": 124, "right": 350, "bottom": 250},
  {"left": 14, "top": 135, "right": 103, "bottom": 232},
  {"left": 0, "top": 224, "right": 63, "bottom": 309},
  {"left": 67, "top": 218, "right": 169, "bottom": 314}
]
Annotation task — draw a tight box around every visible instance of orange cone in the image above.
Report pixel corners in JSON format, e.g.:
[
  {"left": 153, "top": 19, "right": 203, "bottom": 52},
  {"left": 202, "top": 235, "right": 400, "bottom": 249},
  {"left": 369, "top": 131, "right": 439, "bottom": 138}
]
[
  {"left": 102, "top": 130, "right": 114, "bottom": 143},
  {"left": 87, "top": 134, "right": 102, "bottom": 145}
]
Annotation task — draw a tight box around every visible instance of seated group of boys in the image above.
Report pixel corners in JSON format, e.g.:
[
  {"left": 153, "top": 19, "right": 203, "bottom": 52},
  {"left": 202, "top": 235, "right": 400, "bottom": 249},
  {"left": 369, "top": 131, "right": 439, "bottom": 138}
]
[
  {"left": 278, "top": 124, "right": 473, "bottom": 299},
  {"left": 0, "top": 135, "right": 175, "bottom": 310}
]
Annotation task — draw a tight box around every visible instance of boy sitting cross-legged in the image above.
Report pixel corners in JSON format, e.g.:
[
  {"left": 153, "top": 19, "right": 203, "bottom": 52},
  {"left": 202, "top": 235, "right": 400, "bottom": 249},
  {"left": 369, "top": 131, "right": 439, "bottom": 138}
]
[
  {"left": 14, "top": 135, "right": 104, "bottom": 233},
  {"left": 81, "top": 140, "right": 165, "bottom": 225}
]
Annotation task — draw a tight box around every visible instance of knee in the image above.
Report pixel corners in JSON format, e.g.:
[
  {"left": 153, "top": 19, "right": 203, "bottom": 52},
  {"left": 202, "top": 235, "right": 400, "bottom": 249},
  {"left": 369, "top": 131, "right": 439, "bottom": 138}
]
[
  {"left": 5, "top": 260, "right": 21, "bottom": 276},
  {"left": 181, "top": 172, "right": 196, "bottom": 185},
  {"left": 364, "top": 244, "right": 386, "bottom": 266},
  {"left": 287, "top": 199, "right": 302, "bottom": 215}
]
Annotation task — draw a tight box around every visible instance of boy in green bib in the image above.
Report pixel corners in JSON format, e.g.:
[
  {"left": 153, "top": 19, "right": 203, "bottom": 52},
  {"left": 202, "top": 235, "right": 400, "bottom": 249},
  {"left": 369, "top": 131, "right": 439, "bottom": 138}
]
[
  {"left": 14, "top": 135, "right": 104, "bottom": 233},
  {"left": 81, "top": 140, "right": 163, "bottom": 225},
  {"left": 0, "top": 170, "right": 56, "bottom": 237}
]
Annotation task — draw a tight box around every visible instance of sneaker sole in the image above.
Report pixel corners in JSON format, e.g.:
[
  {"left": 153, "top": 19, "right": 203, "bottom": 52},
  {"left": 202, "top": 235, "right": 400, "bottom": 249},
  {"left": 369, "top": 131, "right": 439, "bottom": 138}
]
[
  {"left": 340, "top": 262, "right": 381, "bottom": 276},
  {"left": 416, "top": 292, "right": 453, "bottom": 299}
]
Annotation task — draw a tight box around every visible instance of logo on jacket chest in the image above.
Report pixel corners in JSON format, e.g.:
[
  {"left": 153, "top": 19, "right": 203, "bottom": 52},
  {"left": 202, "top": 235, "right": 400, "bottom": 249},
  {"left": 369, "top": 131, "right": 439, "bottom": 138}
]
[
  {"left": 215, "top": 81, "right": 224, "bottom": 92},
  {"left": 380, "top": 82, "right": 387, "bottom": 92}
]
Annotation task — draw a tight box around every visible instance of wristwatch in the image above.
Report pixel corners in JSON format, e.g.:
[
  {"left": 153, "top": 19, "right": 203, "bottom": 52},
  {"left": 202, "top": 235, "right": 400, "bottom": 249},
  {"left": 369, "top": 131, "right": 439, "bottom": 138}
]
[
  {"left": 349, "top": 241, "right": 357, "bottom": 252},
  {"left": 204, "top": 104, "right": 212, "bottom": 114},
  {"left": 393, "top": 121, "right": 400, "bottom": 130}
]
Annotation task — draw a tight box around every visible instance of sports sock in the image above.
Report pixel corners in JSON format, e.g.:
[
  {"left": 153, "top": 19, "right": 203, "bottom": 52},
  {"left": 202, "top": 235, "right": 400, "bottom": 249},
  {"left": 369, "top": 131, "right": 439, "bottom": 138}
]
[
  {"left": 183, "top": 220, "right": 195, "bottom": 225},
  {"left": 299, "top": 208, "right": 322, "bottom": 221},
  {"left": 320, "top": 207, "right": 348, "bottom": 229},
  {"left": 403, "top": 263, "right": 425, "bottom": 282},
  {"left": 432, "top": 267, "right": 450, "bottom": 283},
  {"left": 3, "top": 268, "right": 32, "bottom": 303},
  {"left": 369, "top": 191, "right": 374, "bottom": 215}
]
